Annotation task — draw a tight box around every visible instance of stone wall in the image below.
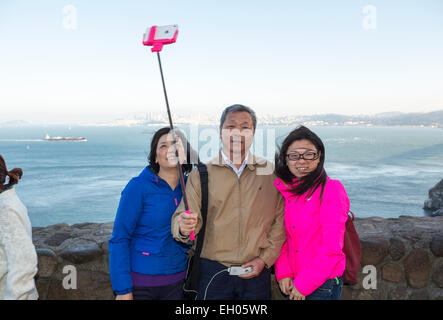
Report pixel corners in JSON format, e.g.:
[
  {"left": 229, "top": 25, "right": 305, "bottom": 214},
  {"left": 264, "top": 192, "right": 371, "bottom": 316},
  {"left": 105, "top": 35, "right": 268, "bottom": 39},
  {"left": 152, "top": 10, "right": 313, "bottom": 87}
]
[{"left": 32, "top": 216, "right": 443, "bottom": 300}]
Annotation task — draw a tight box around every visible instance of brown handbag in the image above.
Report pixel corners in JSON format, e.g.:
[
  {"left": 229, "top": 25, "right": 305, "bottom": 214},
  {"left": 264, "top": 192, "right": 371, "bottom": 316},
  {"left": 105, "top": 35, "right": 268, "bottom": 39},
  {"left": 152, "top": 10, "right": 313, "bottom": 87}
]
[
  {"left": 342, "top": 211, "right": 361, "bottom": 285},
  {"left": 320, "top": 185, "right": 361, "bottom": 285}
]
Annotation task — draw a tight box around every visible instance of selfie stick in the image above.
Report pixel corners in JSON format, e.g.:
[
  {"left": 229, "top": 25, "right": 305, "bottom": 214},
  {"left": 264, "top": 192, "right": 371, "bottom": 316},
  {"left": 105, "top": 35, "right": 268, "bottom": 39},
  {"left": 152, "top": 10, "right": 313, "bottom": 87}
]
[{"left": 143, "top": 25, "right": 195, "bottom": 241}]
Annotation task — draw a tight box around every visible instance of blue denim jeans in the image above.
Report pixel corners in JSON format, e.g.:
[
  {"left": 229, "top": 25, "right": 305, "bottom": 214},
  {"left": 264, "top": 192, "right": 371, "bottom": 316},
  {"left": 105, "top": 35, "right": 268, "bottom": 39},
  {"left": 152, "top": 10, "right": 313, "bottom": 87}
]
[
  {"left": 196, "top": 258, "right": 271, "bottom": 300},
  {"left": 306, "top": 276, "right": 343, "bottom": 300}
]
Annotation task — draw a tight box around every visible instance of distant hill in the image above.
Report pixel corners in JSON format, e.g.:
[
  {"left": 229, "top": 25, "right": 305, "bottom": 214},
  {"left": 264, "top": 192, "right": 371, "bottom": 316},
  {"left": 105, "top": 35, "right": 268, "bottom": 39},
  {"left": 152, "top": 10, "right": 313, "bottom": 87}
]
[
  {"left": 372, "top": 110, "right": 443, "bottom": 126},
  {"left": 0, "top": 120, "right": 33, "bottom": 127},
  {"left": 1, "top": 110, "right": 442, "bottom": 127},
  {"left": 294, "top": 110, "right": 443, "bottom": 127}
]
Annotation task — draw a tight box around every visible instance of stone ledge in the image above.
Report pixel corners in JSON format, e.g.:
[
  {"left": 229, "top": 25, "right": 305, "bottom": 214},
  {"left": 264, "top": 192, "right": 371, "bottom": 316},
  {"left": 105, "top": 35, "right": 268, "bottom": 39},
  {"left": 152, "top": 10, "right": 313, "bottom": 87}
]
[{"left": 32, "top": 216, "right": 443, "bottom": 300}]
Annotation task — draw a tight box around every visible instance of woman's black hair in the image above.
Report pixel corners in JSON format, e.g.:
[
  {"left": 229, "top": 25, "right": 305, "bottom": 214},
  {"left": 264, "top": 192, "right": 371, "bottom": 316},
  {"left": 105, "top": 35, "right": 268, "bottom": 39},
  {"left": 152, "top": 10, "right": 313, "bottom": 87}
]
[
  {"left": 274, "top": 125, "right": 327, "bottom": 198},
  {"left": 148, "top": 127, "right": 199, "bottom": 174},
  {"left": 0, "top": 154, "right": 23, "bottom": 192}
]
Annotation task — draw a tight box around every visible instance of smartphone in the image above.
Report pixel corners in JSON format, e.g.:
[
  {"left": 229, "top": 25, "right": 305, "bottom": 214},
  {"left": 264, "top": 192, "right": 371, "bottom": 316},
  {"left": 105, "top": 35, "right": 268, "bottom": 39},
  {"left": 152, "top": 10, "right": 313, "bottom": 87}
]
[
  {"left": 143, "top": 24, "right": 179, "bottom": 52},
  {"left": 228, "top": 266, "right": 253, "bottom": 276}
]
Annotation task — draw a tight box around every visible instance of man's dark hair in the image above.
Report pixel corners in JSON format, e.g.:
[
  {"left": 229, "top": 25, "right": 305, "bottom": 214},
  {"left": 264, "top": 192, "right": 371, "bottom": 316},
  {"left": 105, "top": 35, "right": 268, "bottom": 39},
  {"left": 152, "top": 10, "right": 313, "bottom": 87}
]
[{"left": 219, "top": 104, "right": 257, "bottom": 131}]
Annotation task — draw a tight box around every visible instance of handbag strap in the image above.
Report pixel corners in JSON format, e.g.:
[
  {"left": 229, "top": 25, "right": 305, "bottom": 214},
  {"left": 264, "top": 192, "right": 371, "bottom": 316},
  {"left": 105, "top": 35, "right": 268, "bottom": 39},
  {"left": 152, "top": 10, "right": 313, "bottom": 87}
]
[
  {"left": 320, "top": 182, "right": 354, "bottom": 220},
  {"left": 194, "top": 162, "right": 208, "bottom": 256}
]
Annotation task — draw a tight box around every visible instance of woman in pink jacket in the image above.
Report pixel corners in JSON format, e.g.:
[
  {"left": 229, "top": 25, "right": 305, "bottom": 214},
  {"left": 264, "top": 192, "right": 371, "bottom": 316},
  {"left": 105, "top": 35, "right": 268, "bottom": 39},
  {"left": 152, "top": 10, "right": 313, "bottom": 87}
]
[{"left": 274, "top": 126, "right": 350, "bottom": 300}]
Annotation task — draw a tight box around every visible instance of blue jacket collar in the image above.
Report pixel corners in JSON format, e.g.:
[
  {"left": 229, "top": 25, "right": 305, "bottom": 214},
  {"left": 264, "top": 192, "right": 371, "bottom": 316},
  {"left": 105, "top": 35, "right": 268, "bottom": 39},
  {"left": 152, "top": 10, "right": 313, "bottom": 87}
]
[
  {"left": 138, "top": 165, "right": 161, "bottom": 184},
  {"left": 140, "top": 165, "right": 188, "bottom": 186}
]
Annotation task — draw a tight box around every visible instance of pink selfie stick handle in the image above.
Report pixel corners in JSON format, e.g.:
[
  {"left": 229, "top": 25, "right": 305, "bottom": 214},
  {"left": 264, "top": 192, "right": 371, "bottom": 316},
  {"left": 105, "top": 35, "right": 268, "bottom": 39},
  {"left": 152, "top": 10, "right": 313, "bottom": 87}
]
[{"left": 186, "top": 210, "right": 195, "bottom": 240}]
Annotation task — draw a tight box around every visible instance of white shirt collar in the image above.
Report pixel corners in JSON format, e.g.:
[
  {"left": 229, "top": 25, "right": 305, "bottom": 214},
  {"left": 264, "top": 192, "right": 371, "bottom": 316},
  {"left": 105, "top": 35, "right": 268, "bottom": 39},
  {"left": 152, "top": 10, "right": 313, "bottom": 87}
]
[{"left": 220, "top": 149, "right": 249, "bottom": 179}]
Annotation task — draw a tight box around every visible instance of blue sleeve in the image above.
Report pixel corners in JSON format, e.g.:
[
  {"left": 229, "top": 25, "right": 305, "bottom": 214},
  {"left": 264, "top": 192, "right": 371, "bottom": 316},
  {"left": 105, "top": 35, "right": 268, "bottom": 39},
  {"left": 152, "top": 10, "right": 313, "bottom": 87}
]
[{"left": 108, "top": 178, "right": 144, "bottom": 295}]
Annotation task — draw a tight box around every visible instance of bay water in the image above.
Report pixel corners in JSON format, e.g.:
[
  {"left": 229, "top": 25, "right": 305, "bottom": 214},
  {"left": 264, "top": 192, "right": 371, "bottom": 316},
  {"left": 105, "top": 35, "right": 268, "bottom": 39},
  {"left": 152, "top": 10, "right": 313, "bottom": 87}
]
[{"left": 0, "top": 125, "right": 441, "bottom": 227}]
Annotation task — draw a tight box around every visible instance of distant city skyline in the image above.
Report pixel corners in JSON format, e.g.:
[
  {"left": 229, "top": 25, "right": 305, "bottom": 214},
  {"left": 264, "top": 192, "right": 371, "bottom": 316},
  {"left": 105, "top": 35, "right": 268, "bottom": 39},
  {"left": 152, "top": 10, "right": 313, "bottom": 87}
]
[
  {"left": 2, "top": 109, "right": 442, "bottom": 128},
  {"left": 1, "top": 0, "right": 442, "bottom": 123}
]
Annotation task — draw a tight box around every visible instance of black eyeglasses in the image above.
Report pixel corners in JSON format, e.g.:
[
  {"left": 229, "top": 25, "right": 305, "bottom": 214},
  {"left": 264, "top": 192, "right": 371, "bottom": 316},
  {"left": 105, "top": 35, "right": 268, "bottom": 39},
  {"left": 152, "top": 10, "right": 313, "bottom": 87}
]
[{"left": 286, "top": 152, "right": 319, "bottom": 161}]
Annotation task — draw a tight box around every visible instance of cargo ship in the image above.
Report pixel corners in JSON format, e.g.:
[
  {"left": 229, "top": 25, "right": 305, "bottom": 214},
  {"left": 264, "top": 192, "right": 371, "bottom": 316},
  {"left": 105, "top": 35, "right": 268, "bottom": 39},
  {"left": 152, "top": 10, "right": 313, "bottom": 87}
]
[{"left": 44, "top": 134, "right": 87, "bottom": 142}]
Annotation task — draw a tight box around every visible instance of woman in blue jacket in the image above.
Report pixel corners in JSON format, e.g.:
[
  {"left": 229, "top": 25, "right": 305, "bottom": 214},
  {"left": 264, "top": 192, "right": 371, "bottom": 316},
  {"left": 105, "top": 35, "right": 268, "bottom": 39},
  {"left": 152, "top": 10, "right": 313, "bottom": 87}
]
[{"left": 109, "top": 127, "right": 197, "bottom": 300}]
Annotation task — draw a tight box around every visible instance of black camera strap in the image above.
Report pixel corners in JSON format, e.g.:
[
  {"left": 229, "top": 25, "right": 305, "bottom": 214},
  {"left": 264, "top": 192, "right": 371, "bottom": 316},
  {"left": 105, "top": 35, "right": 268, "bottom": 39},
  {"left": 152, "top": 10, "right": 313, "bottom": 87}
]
[{"left": 183, "top": 162, "right": 208, "bottom": 299}]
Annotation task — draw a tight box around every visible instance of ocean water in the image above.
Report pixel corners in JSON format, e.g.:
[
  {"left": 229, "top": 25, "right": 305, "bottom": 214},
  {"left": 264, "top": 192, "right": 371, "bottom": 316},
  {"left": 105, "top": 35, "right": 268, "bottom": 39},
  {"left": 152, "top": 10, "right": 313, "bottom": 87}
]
[{"left": 0, "top": 125, "right": 442, "bottom": 227}]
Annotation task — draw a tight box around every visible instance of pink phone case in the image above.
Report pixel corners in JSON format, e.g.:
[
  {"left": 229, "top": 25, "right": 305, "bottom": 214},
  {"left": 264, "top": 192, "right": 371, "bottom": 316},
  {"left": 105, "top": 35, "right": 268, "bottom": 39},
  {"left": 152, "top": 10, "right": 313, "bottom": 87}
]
[{"left": 143, "top": 25, "right": 178, "bottom": 52}]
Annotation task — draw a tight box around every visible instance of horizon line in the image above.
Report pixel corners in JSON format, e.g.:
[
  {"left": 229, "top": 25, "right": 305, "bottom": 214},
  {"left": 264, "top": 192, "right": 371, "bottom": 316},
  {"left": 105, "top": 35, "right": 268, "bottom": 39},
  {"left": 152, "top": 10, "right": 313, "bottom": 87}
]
[{"left": 1, "top": 108, "right": 443, "bottom": 124}]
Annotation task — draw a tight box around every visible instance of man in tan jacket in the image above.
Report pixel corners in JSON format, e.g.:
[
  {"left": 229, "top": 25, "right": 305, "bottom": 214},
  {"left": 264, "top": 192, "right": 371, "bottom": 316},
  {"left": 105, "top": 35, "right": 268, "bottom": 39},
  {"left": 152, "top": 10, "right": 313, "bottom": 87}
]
[{"left": 171, "top": 104, "right": 285, "bottom": 300}]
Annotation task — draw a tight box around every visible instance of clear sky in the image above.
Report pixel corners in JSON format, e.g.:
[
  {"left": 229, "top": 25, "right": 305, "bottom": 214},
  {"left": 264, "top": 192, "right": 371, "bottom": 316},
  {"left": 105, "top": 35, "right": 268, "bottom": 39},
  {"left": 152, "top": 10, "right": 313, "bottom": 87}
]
[{"left": 1, "top": 0, "right": 442, "bottom": 123}]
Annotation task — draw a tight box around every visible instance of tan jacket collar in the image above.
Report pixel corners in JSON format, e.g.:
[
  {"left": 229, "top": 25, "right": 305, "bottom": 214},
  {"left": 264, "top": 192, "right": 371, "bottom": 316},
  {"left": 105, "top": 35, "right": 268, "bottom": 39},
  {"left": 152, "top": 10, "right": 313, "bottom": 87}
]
[{"left": 209, "top": 150, "right": 268, "bottom": 171}]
